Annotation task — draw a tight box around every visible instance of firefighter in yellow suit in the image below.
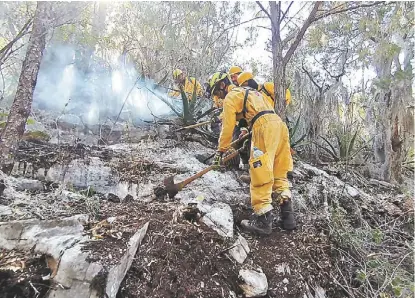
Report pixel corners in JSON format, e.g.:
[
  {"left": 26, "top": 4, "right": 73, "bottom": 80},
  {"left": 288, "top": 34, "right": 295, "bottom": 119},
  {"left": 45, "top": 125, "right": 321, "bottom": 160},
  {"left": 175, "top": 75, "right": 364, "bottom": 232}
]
[
  {"left": 209, "top": 66, "right": 242, "bottom": 108},
  {"left": 237, "top": 72, "right": 294, "bottom": 175},
  {"left": 168, "top": 68, "right": 203, "bottom": 99},
  {"left": 208, "top": 72, "right": 296, "bottom": 234}
]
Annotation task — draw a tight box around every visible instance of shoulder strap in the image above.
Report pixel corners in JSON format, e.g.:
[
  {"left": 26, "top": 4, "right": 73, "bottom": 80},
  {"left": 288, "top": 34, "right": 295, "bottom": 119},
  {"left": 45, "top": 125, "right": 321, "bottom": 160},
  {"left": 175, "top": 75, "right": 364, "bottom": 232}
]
[
  {"left": 242, "top": 89, "right": 250, "bottom": 118},
  {"left": 260, "top": 85, "right": 274, "bottom": 101}
]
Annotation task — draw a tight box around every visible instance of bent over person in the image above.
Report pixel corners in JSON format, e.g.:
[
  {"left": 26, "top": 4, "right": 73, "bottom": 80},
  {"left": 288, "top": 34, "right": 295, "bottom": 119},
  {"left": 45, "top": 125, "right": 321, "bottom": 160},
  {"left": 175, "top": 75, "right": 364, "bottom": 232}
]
[
  {"left": 208, "top": 71, "right": 296, "bottom": 234},
  {"left": 168, "top": 68, "right": 203, "bottom": 99}
]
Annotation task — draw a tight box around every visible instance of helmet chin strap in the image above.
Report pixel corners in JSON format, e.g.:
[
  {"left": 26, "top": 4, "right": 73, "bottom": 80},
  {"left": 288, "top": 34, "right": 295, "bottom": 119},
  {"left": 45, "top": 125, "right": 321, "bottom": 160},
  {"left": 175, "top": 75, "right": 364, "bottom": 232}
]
[{"left": 218, "top": 83, "right": 228, "bottom": 98}]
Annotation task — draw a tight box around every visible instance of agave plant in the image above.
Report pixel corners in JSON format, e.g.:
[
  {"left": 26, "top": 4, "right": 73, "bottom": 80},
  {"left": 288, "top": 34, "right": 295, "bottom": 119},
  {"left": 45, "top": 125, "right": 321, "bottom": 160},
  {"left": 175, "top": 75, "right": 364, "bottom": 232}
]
[
  {"left": 180, "top": 78, "right": 208, "bottom": 125},
  {"left": 287, "top": 113, "right": 308, "bottom": 149},
  {"left": 317, "top": 127, "right": 366, "bottom": 162},
  {"left": 402, "top": 148, "right": 414, "bottom": 173}
]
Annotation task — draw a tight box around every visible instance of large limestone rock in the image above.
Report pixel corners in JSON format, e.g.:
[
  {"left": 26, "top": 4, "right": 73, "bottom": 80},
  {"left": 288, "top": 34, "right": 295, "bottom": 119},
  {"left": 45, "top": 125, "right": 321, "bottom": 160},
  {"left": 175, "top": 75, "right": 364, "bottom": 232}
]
[
  {"left": 0, "top": 216, "right": 149, "bottom": 298},
  {"left": 45, "top": 157, "right": 139, "bottom": 200},
  {"left": 199, "top": 202, "right": 234, "bottom": 238}
]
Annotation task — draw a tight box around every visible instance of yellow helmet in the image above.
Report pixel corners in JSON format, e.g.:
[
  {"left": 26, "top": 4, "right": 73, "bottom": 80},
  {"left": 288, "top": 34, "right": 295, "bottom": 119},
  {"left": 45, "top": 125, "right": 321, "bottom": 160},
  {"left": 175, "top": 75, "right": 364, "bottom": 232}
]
[
  {"left": 285, "top": 88, "right": 292, "bottom": 105},
  {"left": 237, "top": 71, "right": 254, "bottom": 86},
  {"left": 208, "top": 72, "right": 229, "bottom": 94},
  {"left": 263, "top": 82, "right": 274, "bottom": 93},
  {"left": 172, "top": 68, "right": 183, "bottom": 79},
  {"left": 229, "top": 66, "right": 242, "bottom": 76}
]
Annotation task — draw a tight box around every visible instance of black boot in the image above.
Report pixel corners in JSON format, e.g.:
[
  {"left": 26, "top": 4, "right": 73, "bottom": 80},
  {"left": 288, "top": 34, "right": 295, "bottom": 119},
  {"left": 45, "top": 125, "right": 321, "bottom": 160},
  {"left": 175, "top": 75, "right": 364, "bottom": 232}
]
[
  {"left": 240, "top": 211, "right": 273, "bottom": 236},
  {"left": 280, "top": 200, "right": 296, "bottom": 230}
]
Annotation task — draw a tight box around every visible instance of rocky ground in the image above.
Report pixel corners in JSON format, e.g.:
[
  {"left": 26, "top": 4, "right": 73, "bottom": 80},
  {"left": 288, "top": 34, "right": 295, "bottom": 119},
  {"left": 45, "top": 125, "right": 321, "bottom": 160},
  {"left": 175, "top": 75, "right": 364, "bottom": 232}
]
[{"left": 0, "top": 112, "right": 413, "bottom": 298}]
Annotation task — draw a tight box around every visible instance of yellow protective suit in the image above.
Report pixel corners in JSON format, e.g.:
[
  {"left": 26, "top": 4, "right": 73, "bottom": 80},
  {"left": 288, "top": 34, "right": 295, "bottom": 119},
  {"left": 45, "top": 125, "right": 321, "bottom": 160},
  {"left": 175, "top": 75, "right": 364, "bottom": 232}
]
[
  {"left": 218, "top": 87, "right": 293, "bottom": 215},
  {"left": 168, "top": 77, "right": 203, "bottom": 99},
  {"left": 213, "top": 95, "right": 223, "bottom": 108},
  {"left": 213, "top": 84, "right": 235, "bottom": 120},
  {"left": 259, "top": 82, "right": 292, "bottom": 106},
  {"left": 259, "top": 83, "right": 293, "bottom": 173}
]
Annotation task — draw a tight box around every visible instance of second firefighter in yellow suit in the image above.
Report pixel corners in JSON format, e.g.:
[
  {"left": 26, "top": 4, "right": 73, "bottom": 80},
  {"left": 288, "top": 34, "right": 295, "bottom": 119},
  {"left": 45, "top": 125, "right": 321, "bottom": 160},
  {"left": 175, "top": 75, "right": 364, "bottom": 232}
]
[
  {"left": 168, "top": 68, "right": 203, "bottom": 99},
  {"left": 208, "top": 72, "right": 296, "bottom": 234}
]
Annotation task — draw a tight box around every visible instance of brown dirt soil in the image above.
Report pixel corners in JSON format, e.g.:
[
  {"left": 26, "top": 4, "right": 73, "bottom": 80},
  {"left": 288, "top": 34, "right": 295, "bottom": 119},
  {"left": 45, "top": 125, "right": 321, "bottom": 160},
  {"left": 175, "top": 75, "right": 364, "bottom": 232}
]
[
  {"left": 233, "top": 205, "right": 344, "bottom": 298},
  {"left": 0, "top": 251, "right": 51, "bottom": 298},
  {"left": 115, "top": 202, "right": 241, "bottom": 298},
  {"left": 109, "top": 200, "right": 344, "bottom": 298}
]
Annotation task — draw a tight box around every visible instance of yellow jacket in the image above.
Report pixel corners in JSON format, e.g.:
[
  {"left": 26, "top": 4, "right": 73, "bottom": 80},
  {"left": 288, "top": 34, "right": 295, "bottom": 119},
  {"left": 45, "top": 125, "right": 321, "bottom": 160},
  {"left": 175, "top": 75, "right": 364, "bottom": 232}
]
[
  {"left": 168, "top": 77, "right": 203, "bottom": 100},
  {"left": 214, "top": 84, "right": 236, "bottom": 121},
  {"left": 218, "top": 87, "right": 275, "bottom": 152},
  {"left": 259, "top": 82, "right": 292, "bottom": 106},
  {"left": 212, "top": 84, "right": 236, "bottom": 109},
  {"left": 213, "top": 95, "right": 223, "bottom": 108}
]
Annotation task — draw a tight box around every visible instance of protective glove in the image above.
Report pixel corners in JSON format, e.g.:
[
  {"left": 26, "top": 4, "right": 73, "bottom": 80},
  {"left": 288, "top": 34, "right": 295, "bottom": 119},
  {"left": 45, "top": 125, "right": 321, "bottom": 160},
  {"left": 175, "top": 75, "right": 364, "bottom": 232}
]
[
  {"left": 222, "top": 147, "right": 240, "bottom": 169},
  {"left": 238, "top": 127, "right": 249, "bottom": 140},
  {"left": 212, "top": 152, "right": 223, "bottom": 170},
  {"left": 242, "top": 139, "right": 250, "bottom": 151}
]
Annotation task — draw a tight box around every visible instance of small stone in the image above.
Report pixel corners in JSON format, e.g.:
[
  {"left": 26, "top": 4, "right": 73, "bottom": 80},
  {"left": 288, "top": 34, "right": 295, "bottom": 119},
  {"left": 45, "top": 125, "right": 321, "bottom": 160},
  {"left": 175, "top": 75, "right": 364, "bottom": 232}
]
[
  {"left": 123, "top": 194, "right": 134, "bottom": 203},
  {"left": 107, "top": 217, "right": 116, "bottom": 224},
  {"left": 0, "top": 205, "right": 12, "bottom": 216},
  {"left": 283, "top": 278, "right": 289, "bottom": 284},
  {"left": 200, "top": 281, "right": 204, "bottom": 288},
  {"left": 239, "top": 267, "right": 268, "bottom": 297},
  {"left": 346, "top": 186, "right": 359, "bottom": 198},
  {"left": 284, "top": 287, "right": 288, "bottom": 292},
  {"left": 107, "top": 193, "right": 121, "bottom": 203},
  {"left": 228, "top": 234, "right": 250, "bottom": 264},
  {"left": 13, "top": 177, "right": 44, "bottom": 192}
]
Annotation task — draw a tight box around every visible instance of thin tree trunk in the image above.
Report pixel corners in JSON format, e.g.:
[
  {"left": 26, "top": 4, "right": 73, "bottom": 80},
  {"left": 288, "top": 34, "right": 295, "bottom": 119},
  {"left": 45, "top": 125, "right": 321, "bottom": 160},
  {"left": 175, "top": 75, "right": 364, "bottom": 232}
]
[
  {"left": 270, "top": 1, "right": 321, "bottom": 119},
  {"left": 270, "top": 2, "right": 285, "bottom": 118},
  {"left": 0, "top": 2, "right": 51, "bottom": 173}
]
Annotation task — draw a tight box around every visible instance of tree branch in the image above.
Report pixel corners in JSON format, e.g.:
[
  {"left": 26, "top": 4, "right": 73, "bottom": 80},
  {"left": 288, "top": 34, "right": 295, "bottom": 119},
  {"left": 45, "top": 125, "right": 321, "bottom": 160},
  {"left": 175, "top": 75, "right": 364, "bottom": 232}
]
[
  {"left": 208, "top": 16, "right": 266, "bottom": 47},
  {"left": 283, "top": 2, "right": 322, "bottom": 67},
  {"left": 256, "top": 1, "right": 276, "bottom": 33},
  {"left": 280, "top": 1, "right": 294, "bottom": 22},
  {"left": 0, "top": 17, "right": 33, "bottom": 66},
  {"left": 302, "top": 61, "right": 323, "bottom": 91},
  {"left": 281, "top": 30, "right": 297, "bottom": 47},
  {"left": 313, "top": 1, "right": 389, "bottom": 22},
  {"left": 257, "top": 25, "right": 271, "bottom": 31},
  {"left": 281, "top": 2, "right": 310, "bottom": 32},
  {"left": 256, "top": 1, "right": 272, "bottom": 20}
]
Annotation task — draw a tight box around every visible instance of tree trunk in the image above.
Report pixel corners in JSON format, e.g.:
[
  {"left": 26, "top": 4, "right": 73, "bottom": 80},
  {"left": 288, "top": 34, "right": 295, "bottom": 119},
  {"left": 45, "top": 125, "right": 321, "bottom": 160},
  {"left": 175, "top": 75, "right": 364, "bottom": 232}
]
[
  {"left": 373, "top": 52, "right": 399, "bottom": 183},
  {"left": 270, "top": 2, "right": 286, "bottom": 119},
  {"left": 0, "top": 2, "right": 51, "bottom": 173},
  {"left": 270, "top": 1, "right": 321, "bottom": 120}
]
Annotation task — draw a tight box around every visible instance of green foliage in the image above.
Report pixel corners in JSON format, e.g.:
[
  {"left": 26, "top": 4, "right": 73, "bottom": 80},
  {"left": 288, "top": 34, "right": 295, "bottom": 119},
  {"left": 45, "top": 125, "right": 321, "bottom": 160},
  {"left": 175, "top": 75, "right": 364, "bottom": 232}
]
[
  {"left": 330, "top": 205, "right": 414, "bottom": 298},
  {"left": 26, "top": 118, "right": 36, "bottom": 125},
  {"left": 317, "top": 125, "right": 367, "bottom": 162},
  {"left": 180, "top": 87, "right": 191, "bottom": 124},
  {"left": 0, "top": 117, "right": 36, "bottom": 130},
  {"left": 23, "top": 130, "right": 50, "bottom": 142},
  {"left": 80, "top": 186, "right": 96, "bottom": 197},
  {"left": 372, "top": 228, "right": 384, "bottom": 244},
  {"left": 356, "top": 269, "right": 367, "bottom": 283},
  {"left": 288, "top": 113, "right": 308, "bottom": 149}
]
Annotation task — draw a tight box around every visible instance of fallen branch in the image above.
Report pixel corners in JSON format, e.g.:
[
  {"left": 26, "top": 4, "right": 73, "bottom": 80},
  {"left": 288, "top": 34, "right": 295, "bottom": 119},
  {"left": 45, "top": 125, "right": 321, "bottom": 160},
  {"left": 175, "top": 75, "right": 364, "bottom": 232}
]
[{"left": 175, "top": 120, "right": 212, "bottom": 132}]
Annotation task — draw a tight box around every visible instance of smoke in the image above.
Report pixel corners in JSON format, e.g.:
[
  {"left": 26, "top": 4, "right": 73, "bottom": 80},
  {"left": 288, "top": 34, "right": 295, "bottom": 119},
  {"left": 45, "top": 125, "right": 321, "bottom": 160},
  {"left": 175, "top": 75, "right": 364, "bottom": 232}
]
[{"left": 33, "top": 44, "right": 179, "bottom": 124}]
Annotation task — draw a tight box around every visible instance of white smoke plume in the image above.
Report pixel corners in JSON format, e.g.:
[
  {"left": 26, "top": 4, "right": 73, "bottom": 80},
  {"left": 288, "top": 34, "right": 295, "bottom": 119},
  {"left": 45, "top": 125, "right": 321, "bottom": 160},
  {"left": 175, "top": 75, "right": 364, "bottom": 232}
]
[{"left": 33, "top": 44, "right": 179, "bottom": 125}]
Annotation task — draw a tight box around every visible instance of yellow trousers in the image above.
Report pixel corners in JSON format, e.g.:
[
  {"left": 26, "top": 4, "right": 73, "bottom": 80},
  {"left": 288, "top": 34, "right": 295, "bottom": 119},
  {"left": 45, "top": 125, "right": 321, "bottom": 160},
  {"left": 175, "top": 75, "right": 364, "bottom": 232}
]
[{"left": 249, "top": 114, "right": 293, "bottom": 215}]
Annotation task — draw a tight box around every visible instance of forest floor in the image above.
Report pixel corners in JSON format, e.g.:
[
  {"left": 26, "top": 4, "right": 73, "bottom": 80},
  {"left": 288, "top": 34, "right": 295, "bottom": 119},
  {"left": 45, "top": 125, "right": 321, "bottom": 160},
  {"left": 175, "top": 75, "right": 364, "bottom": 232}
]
[{"left": 0, "top": 112, "right": 413, "bottom": 298}]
